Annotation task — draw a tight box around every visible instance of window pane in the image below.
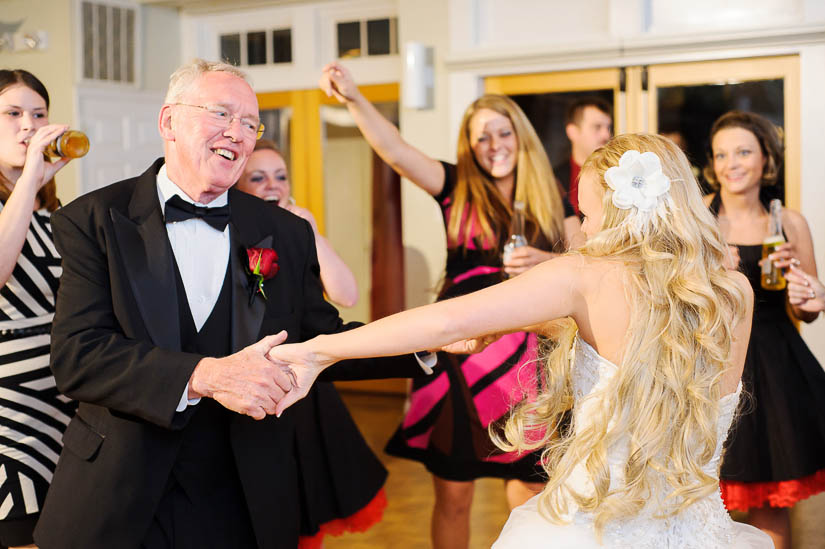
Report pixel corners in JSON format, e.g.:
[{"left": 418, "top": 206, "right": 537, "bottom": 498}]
[
  {"left": 82, "top": 1, "right": 94, "bottom": 79},
  {"left": 337, "top": 21, "right": 360, "bottom": 58},
  {"left": 97, "top": 4, "right": 108, "bottom": 80},
  {"left": 272, "top": 28, "right": 292, "bottom": 63},
  {"left": 112, "top": 7, "right": 122, "bottom": 81},
  {"left": 367, "top": 19, "right": 390, "bottom": 56},
  {"left": 220, "top": 33, "right": 241, "bottom": 66},
  {"left": 125, "top": 9, "right": 135, "bottom": 82},
  {"left": 247, "top": 31, "right": 266, "bottom": 65}
]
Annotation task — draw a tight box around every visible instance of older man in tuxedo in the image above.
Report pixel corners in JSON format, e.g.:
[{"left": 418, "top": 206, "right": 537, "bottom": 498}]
[{"left": 33, "top": 59, "right": 428, "bottom": 549}]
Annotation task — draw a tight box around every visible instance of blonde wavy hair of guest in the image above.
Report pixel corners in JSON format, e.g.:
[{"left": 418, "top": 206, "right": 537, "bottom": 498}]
[
  {"left": 495, "top": 133, "right": 748, "bottom": 537},
  {"left": 451, "top": 95, "right": 566, "bottom": 252}
]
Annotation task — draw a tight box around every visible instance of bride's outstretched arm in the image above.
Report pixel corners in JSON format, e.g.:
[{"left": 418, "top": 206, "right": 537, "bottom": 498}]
[{"left": 271, "top": 255, "right": 584, "bottom": 414}]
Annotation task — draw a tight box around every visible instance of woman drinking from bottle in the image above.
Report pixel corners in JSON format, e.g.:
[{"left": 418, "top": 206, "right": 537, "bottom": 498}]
[
  {"left": 0, "top": 69, "right": 77, "bottom": 549},
  {"left": 704, "top": 110, "right": 825, "bottom": 549}
]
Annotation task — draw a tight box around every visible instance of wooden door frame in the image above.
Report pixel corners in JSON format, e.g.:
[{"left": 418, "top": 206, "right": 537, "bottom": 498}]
[
  {"left": 484, "top": 68, "right": 624, "bottom": 132},
  {"left": 256, "top": 84, "right": 400, "bottom": 235},
  {"left": 258, "top": 85, "right": 406, "bottom": 395}
]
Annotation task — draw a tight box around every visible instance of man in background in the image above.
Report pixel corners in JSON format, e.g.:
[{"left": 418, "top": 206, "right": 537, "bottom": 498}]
[{"left": 555, "top": 98, "right": 612, "bottom": 216}]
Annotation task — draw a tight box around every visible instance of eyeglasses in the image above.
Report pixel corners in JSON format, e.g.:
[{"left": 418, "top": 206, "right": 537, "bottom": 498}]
[{"left": 171, "top": 103, "right": 265, "bottom": 140}]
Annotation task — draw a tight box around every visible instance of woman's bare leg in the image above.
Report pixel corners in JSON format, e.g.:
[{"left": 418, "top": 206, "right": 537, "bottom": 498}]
[
  {"left": 748, "top": 505, "right": 791, "bottom": 549},
  {"left": 432, "top": 476, "right": 475, "bottom": 549}
]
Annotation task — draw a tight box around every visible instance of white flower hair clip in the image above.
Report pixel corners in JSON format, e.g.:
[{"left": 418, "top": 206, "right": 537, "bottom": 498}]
[{"left": 604, "top": 150, "right": 673, "bottom": 234}]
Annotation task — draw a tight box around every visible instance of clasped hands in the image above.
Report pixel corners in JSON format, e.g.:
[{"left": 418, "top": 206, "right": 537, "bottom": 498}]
[
  {"left": 189, "top": 330, "right": 503, "bottom": 420},
  {"left": 188, "top": 331, "right": 296, "bottom": 420}
]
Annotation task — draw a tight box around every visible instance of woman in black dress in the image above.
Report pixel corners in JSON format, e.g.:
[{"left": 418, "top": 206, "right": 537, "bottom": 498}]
[
  {"left": 704, "top": 111, "right": 825, "bottom": 549},
  {"left": 0, "top": 70, "right": 76, "bottom": 548},
  {"left": 237, "top": 139, "right": 384, "bottom": 548}
]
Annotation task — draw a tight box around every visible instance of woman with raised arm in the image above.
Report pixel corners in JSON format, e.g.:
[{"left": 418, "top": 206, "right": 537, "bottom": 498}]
[
  {"left": 704, "top": 111, "right": 825, "bottom": 549},
  {"left": 270, "top": 133, "right": 772, "bottom": 548},
  {"left": 319, "top": 62, "right": 583, "bottom": 548},
  {"left": 0, "top": 70, "right": 76, "bottom": 548}
]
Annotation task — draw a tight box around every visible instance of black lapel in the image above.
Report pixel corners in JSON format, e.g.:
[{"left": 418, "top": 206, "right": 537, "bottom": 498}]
[
  {"left": 110, "top": 159, "right": 182, "bottom": 351},
  {"left": 229, "top": 190, "right": 272, "bottom": 352}
]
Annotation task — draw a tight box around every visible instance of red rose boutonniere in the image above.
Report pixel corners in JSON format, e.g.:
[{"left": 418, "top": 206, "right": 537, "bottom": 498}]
[{"left": 246, "top": 247, "right": 279, "bottom": 304}]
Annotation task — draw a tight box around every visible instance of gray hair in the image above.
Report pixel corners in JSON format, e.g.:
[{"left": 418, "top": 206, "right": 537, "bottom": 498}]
[{"left": 164, "top": 58, "right": 249, "bottom": 104}]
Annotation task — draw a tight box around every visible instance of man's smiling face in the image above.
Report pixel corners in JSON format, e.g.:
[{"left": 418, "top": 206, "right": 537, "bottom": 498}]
[{"left": 162, "top": 71, "right": 259, "bottom": 204}]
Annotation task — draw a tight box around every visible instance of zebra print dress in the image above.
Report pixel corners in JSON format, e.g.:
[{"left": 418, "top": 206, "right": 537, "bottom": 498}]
[{"left": 0, "top": 203, "right": 75, "bottom": 529}]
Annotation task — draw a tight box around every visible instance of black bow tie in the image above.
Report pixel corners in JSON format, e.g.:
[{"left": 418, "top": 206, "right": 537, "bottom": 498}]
[{"left": 164, "top": 194, "right": 231, "bottom": 232}]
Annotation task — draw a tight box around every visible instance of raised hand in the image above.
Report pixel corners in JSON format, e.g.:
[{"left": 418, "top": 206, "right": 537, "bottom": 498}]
[
  {"left": 319, "top": 62, "right": 360, "bottom": 104},
  {"left": 503, "top": 246, "right": 556, "bottom": 277},
  {"left": 189, "top": 331, "right": 293, "bottom": 420},
  {"left": 785, "top": 265, "right": 825, "bottom": 313}
]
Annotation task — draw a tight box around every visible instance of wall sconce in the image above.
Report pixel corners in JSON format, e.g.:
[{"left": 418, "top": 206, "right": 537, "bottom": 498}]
[
  {"left": 0, "top": 30, "right": 48, "bottom": 52},
  {"left": 402, "top": 42, "right": 434, "bottom": 110}
]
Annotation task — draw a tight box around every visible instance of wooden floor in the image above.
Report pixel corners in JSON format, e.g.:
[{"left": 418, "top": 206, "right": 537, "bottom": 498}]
[
  {"left": 325, "top": 391, "right": 511, "bottom": 549},
  {"left": 326, "top": 391, "right": 825, "bottom": 549}
]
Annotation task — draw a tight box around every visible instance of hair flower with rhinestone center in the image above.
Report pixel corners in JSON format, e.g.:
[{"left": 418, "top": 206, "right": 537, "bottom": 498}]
[{"left": 604, "top": 150, "right": 671, "bottom": 212}]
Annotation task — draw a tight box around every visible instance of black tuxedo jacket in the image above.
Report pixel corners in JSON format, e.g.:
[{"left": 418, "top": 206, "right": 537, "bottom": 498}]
[{"left": 35, "top": 158, "right": 424, "bottom": 549}]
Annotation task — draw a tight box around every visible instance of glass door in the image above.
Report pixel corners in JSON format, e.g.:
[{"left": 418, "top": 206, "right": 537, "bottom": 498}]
[
  {"left": 646, "top": 55, "right": 800, "bottom": 207},
  {"left": 484, "top": 57, "right": 800, "bottom": 208}
]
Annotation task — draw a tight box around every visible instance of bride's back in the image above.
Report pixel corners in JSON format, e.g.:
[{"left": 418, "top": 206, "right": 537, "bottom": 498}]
[
  {"left": 497, "top": 134, "right": 753, "bottom": 539},
  {"left": 573, "top": 254, "right": 749, "bottom": 398}
]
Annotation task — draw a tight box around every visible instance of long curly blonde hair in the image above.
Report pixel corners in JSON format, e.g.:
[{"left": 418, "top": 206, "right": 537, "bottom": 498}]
[{"left": 496, "top": 133, "right": 747, "bottom": 535}]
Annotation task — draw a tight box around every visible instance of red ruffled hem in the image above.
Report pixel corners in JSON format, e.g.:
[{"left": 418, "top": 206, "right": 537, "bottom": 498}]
[
  {"left": 721, "top": 468, "right": 825, "bottom": 511},
  {"left": 297, "top": 488, "right": 387, "bottom": 549}
]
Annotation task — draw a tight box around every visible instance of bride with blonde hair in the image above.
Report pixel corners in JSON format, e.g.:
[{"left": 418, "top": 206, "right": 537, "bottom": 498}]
[{"left": 269, "top": 134, "right": 773, "bottom": 547}]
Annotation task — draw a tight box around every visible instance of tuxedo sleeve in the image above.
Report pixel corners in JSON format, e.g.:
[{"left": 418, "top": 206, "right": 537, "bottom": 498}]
[
  {"left": 49, "top": 208, "right": 200, "bottom": 430},
  {"left": 292, "top": 219, "right": 429, "bottom": 381}
]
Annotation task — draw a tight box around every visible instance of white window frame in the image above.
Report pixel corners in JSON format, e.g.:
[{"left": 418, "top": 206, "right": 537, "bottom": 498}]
[{"left": 73, "top": 0, "right": 142, "bottom": 89}]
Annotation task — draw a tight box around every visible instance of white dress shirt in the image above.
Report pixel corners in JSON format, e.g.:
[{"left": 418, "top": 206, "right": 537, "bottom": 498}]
[{"left": 157, "top": 164, "right": 229, "bottom": 411}]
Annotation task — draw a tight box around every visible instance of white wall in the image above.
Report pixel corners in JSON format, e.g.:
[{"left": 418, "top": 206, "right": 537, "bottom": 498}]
[
  {"left": 142, "top": 5, "right": 183, "bottom": 92},
  {"left": 179, "top": 0, "right": 401, "bottom": 91},
  {"left": 397, "top": 0, "right": 451, "bottom": 307},
  {"left": 797, "top": 43, "right": 825, "bottom": 360}
]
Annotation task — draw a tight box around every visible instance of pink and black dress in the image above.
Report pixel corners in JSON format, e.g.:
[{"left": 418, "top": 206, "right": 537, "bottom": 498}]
[{"left": 384, "top": 162, "right": 574, "bottom": 482}]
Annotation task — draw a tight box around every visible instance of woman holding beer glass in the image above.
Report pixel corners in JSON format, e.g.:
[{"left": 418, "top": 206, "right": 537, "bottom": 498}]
[
  {"left": 704, "top": 110, "right": 825, "bottom": 549},
  {"left": 0, "top": 70, "right": 78, "bottom": 548}
]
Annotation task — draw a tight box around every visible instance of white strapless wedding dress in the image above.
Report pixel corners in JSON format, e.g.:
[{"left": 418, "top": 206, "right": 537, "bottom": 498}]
[{"left": 492, "top": 337, "right": 774, "bottom": 548}]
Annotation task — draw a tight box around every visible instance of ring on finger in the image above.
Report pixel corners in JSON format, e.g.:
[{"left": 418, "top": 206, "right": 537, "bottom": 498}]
[{"left": 810, "top": 290, "right": 816, "bottom": 299}]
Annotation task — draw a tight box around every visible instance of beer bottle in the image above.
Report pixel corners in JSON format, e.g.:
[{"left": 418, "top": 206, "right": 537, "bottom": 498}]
[
  {"left": 502, "top": 200, "right": 528, "bottom": 278},
  {"left": 761, "top": 198, "right": 786, "bottom": 291},
  {"left": 45, "top": 130, "right": 90, "bottom": 159}
]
